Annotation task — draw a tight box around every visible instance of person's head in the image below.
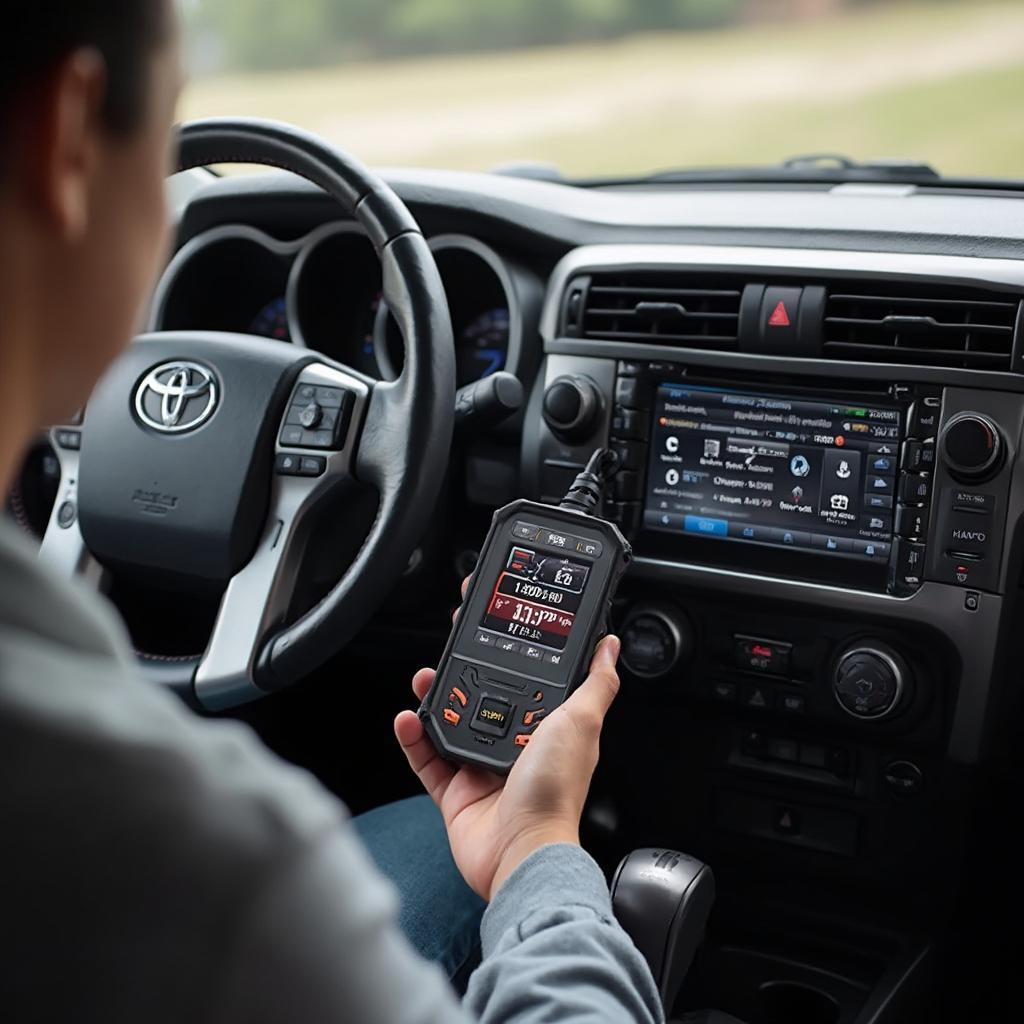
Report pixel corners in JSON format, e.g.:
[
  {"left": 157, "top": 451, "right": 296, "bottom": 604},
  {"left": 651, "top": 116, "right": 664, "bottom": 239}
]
[{"left": 0, "top": 0, "right": 181, "bottom": 431}]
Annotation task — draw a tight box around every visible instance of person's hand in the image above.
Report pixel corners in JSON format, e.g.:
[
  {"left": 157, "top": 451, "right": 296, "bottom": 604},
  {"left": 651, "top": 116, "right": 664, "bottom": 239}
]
[{"left": 394, "top": 628, "right": 621, "bottom": 902}]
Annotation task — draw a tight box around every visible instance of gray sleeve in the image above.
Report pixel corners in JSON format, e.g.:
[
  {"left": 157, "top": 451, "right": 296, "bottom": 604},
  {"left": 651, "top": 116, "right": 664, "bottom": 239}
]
[
  {"left": 214, "top": 832, "right": 661, "bottom": 1024},
  {"left": 465, "top": 844, "right": 665, "bottom": 1024}
]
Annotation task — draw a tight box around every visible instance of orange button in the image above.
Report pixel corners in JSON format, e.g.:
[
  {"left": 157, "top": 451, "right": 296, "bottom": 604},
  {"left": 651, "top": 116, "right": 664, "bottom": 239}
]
[
  {"left": 514, "top": 733, "right": 531, "bottom": 747},
  {"left": 523, "top": 709, "right": 547, "bottom": 727},
  {"left": 443, "top": 708, "right": 461, "bottom": 726},
  {"left": 450, "top": 687, "right": 468, "bottom": 708}
]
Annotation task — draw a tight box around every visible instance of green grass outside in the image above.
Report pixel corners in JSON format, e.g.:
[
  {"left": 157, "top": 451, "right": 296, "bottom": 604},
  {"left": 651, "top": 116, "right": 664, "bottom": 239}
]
[{"left": 182, "top": 1, "right": 1024, "bottom": 179}]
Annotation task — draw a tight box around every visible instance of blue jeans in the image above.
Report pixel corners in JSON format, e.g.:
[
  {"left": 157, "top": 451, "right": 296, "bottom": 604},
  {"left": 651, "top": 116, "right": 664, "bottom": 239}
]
[{"left": 353, "top": 795, "right": 485, "bottom": 981}]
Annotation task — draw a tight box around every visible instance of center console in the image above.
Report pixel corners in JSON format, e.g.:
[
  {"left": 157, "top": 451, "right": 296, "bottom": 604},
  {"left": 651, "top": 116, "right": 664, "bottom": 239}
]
[{"left": 522, "top": 244, "right": 1024, "bottom": 1021}]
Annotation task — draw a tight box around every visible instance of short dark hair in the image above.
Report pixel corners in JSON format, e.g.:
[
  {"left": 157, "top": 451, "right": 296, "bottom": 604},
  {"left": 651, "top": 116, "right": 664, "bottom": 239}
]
[{"left": 2, "top": 1, "right": 169, "bottom": 136}]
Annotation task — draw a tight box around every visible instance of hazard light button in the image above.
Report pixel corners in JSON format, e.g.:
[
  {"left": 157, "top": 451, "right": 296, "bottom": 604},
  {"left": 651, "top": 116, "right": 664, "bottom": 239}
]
[{"left": 758, "top": 286, "right": 803, "bottom": 352}]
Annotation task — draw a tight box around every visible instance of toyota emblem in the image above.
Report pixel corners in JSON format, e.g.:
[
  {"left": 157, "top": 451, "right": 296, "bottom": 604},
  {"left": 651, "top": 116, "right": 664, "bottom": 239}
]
[{"left": 134, "top": 361, "right": 219, "bottom": 433}]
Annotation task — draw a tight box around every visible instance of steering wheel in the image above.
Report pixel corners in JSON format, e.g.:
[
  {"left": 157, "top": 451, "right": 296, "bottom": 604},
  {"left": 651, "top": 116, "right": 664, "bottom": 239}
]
[{"left": 37, "top": 119, "right": 455, "bottom": 710}]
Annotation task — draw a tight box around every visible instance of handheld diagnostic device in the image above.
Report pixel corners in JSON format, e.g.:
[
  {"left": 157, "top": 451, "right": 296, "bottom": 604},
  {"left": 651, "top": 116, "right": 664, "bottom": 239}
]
[{"left": 420, "top": 450, "right": 631, "bottom": 774}]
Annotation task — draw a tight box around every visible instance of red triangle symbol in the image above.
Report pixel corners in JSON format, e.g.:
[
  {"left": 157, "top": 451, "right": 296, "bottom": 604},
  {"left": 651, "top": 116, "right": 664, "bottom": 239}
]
[{"left": 768, "top": 301, "right": 791, "bottom": 327}]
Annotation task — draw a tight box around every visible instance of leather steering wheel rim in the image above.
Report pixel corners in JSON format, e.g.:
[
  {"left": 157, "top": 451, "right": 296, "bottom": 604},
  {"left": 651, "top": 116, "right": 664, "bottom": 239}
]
[{"left": 172, "top": 118, "right": 454, "bottom": 698}]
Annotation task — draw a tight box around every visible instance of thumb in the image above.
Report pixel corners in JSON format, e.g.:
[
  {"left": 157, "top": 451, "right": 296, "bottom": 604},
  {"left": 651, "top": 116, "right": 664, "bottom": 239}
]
[{"left": 561, "top": 634, "right": 621, "bottom": 727}]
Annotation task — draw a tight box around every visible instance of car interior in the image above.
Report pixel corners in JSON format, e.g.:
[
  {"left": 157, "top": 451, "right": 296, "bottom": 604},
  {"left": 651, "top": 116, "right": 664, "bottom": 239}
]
[{"left": 9, "top": 94, "right": 1024, "bottom": 1024}]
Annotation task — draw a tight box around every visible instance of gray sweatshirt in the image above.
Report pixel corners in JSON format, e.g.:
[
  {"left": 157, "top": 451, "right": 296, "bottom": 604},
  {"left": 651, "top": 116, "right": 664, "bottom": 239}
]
[{"left": 0, "top": 518, "right": 663, "bottom": 1023}]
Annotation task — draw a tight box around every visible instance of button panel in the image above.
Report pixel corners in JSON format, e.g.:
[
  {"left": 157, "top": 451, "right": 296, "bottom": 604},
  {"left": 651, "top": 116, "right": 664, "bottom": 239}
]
[{"left": 279, "top": 379, "right": 354, "bottom": 450}]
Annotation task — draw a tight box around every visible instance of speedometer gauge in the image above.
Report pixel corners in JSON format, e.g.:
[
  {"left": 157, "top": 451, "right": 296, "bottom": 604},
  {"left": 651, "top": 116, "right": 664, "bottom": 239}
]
[
  {"left": 248, "top": 296, "right": 291, "bottom": 341},
  {"left": 458, "top": 307, "right": 509, "bottom": 386}
]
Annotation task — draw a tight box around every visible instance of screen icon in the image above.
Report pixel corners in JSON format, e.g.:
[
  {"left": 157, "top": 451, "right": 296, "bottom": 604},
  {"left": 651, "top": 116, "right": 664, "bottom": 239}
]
[
  {"left": 666, "top": 436, "right": 679, "bottom": 453},
  {"left": 790, "top": 454, "right": 810, "bottom": 478},
  {"left": 826, "top": 537, "right": 839, "bottom": 551},
  {"left": 742, "top": 526, "right": 756, "bottom": 539},
  {"left": 865, "top": 544, "right": 877, "bottom": 557},
  {"left": 791, "top": 485, "right": 804, "bottom": 503},
  {"left": 872, "top": 477, "right": 891, "bottom": 490},
  {"left": 830, "top": 494, "right": 850, "bottom": 511},
  {"left": 665, "top": 468, "right": 680, "bottom": 486},
  {"left": 703, "top": 438, "right": 721, "bottom": 458},
  {"left": 836, "top": 459, "right": 851, "bottom": 480},
  {"left": 782, "top": 532, "right": 796, "bottom": 544}
]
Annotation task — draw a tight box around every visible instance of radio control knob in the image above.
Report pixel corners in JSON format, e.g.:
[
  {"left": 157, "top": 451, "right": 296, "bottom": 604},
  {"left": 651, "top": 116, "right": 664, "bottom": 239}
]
[
  {"left": 938, "top": 413, "right": 1004, "bottom": 482},
  {"left": 832, "top": 642, "right": 909, "bottom": 721},
  {"left": 620, "top": 606, "right": 694, "bottom": 679},
  {"left": 543, "top": 375, "right": 602, "bottom": 441}
]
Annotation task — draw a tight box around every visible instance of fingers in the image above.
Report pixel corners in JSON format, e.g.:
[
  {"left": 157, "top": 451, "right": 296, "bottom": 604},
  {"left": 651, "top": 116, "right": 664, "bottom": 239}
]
[
  {"left": 394, "top": 710, "right": 456, "bottom": 805},
  {"left": 561, "top": 635, "right": 622, "bottom": 732},
  {"left": 411, "top": 667, "right": 434, "bottom": 702},
  {"left": 452, "top": 576, "right": 471, "bottom": 624}
]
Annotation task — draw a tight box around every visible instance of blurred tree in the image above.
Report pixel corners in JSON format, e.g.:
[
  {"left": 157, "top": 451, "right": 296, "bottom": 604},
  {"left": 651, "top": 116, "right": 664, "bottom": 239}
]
[{"left": 186, "top": 0, "right": 856, "bottom": 72}]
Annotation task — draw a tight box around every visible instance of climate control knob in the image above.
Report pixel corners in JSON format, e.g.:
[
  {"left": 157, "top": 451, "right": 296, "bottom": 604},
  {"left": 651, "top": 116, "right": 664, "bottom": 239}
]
[
  {"left": 832, "top": 642, "right": 909, "bottom": 721},
  {"left": 620, "top": 606, "right": 694, "bottom": 679},
  {"left": 938, "top": 412, "right": 1004, "bottom": 482},
  {"left": 542, "top": 374, "right": 602, "bottom": 441}
]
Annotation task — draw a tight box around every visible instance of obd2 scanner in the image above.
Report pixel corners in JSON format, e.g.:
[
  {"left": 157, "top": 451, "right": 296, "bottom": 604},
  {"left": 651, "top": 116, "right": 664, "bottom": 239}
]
[{"left": 420, "top": 449, "right": 631, "bottom": 774}]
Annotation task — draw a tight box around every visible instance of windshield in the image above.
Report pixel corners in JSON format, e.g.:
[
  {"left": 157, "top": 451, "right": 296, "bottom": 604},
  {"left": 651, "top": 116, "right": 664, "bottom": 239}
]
[{"left": 181, "top": 0, "right": 1024, "bottom": 182}]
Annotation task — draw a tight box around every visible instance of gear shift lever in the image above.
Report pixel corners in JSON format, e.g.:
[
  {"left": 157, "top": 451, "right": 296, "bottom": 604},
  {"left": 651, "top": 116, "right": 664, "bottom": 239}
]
[{"left": 611, "top": 848, "right": 715, "bottom": 1014}]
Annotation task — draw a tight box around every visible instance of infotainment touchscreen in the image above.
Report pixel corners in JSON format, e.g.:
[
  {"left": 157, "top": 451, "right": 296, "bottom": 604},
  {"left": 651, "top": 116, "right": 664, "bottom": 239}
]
[{"left": 643, "top": 383, "right": 903, "bottom": 561}]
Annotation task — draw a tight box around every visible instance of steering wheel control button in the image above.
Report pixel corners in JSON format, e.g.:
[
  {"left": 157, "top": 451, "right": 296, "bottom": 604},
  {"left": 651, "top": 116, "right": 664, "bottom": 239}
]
[
  {"left": 282, "top": 385, "right": 354, "bottom": 450},
  {"left": 54, "top": 429, "right": 82, "bottom": 450},
  {"left": 940, "top": 412, "right": 1004, "bottom": 482},
  {"left": 298, "top": 402, "right": 323, "bottom": 429},
  {"left": 56, "top": 501, "right": 77, "bottom": 529},
  {"left": 833, "top": 645, "right": 907, "bottom": 720},
  {"left": 471, "top": 695, "right": 514, "bottom": 738},
  {"left": 275, "top": 453, "right": 326, "bottom": 477}
]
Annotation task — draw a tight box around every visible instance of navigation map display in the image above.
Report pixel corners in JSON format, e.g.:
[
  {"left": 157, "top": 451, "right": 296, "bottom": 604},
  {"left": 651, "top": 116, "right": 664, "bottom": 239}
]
[{"left": 644, "top": 383, "right": 903, "bottom": 561}]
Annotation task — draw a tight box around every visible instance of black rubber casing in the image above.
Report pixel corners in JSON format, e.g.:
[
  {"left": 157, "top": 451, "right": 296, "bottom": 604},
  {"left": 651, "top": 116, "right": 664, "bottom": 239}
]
[{"left": 420, "top": 499, "right": 630, "bottom": 774}]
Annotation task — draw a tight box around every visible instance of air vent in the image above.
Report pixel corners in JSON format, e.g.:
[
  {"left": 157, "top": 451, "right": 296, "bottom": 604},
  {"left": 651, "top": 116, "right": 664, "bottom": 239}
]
[
  {"left": 570, "top": 272, "right": 742, "bottom": 349},
  {"left": 824, "top": 283, "right": 1020, "bottom": 370}
]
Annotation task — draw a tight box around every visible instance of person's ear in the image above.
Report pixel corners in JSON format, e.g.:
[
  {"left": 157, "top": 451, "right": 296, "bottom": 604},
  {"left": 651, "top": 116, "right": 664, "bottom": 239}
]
[{"left": 23, "top": 48, "right": 108, "bottom": 242}]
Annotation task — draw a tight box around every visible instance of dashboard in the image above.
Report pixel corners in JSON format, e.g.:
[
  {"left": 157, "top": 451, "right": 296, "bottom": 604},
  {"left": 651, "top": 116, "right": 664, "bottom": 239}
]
[
  {"left": 18, "top": 166, "right": 1024, "bottom": 996},
  {"left": 151, "top": 220, "right": 527, "bottom": 387}
]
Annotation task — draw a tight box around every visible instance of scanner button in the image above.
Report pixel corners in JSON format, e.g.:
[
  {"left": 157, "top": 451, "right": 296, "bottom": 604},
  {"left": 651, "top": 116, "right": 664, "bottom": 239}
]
[
  {"left": 472, "top": 695, "right": 514, "bottom": 738},
  {"left": 442, "top": 708, "right": 461, "bottom": 726},
  {"left": 450, "top": 687, "right": 468, "bottom": 708},
  {"left": 523, "top": 709, "right": 547, "bottom": 727},
  {"left": 514, "top": 734, "right": 531, "bottom": 747}
]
